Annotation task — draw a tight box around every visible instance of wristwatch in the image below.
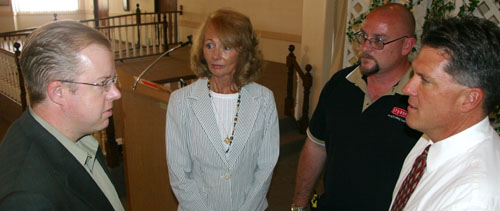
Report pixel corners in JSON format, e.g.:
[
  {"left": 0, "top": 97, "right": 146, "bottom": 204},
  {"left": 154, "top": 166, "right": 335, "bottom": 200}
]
[{"left": 291, "top": 203, "right": 307, "bottom": 211}]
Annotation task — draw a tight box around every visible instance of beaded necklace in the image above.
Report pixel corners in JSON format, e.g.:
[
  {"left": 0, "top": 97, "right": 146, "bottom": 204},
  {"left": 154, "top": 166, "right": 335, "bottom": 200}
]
[{"left": 207, "top": 80, "right": 241, "bottom": 153}]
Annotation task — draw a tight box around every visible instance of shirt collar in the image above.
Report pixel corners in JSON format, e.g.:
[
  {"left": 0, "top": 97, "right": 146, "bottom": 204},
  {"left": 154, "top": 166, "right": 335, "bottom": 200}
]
[
  {"left": 346, "top": 65, "right": 413, "bottom": 96},
  {"left": 425, "top": 117, "right": 493, "bottom": 171},
  {"left": 29, "top": 107, "right": 99, "bottom": 172}
]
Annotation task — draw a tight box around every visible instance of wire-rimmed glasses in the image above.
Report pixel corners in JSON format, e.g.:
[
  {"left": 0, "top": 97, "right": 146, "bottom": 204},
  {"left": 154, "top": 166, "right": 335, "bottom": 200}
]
[
  {"left": 59, "top": 74, "right": 118, "bottom": 92},
  {"left": 354, "top": 31, "right": 408, "bottom": 50}
]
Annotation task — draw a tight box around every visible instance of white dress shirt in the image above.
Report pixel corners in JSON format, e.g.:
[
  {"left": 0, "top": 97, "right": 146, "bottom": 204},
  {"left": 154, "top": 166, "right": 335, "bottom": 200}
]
[{"left": 390, "top": 117, "right": 500, "bottom": 211}]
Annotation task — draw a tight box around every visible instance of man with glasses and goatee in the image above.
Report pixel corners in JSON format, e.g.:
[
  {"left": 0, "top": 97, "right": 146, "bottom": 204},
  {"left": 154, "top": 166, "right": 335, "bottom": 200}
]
[
  {"left": 0, "top": 21, "right": 123, "bottom": 210},
  {"left": 292, "top": 3, "right": 422, "bottom": 211}
]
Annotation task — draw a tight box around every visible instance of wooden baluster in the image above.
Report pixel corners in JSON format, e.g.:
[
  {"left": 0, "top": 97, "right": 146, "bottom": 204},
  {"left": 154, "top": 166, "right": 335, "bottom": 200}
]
[
  {"left": 14, "top": 42, "right": 27, "bottom": 111},
  {"left": 168, "top": 13, "right": 173, "bottom": 45},
  {"left": 136, "top": 3, "right": 141, "bottom": 50},
  {"left": 285, "top": 45, "right": 295, "bottom": 117},
  {"left": 174, "top": 11, "right": 179, "bottom": 43},
  {"left": 124, "top": 17, "right": 129, "bottom": 58},
  {"left": 117, "top": 18, "right": 123, "bottom": 59},
  {"left": 152, "top": 14, "right": 157, "bottom": 54},
  {"left": 163, "top": 14, "right": 168, "bottom": 51},
  {"left": 299, "top": 64, "right": 312, "bottom": 133}
]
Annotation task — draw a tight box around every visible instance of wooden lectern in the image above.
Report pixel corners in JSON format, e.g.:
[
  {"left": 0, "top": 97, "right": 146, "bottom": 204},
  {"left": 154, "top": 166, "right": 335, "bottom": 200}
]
[{"left": 115, "top": 69, "right": 178, "bottom": 210}]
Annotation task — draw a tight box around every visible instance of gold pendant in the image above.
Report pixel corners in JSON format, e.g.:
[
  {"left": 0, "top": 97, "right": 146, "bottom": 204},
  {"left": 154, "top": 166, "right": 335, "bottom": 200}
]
[{"left": 224, "top": 137, "right": 232, "bottom": 144}]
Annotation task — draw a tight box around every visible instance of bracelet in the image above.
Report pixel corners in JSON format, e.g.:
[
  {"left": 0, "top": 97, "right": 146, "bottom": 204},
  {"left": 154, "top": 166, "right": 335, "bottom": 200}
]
[{"left": 291, "top": 203, "right": 307, "bottom": 211}]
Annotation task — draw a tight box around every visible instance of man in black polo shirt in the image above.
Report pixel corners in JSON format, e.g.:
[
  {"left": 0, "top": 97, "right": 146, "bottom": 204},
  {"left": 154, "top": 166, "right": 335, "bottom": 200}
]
[{"left": 291, "top": 3, "right": 422, "bottom": 211}]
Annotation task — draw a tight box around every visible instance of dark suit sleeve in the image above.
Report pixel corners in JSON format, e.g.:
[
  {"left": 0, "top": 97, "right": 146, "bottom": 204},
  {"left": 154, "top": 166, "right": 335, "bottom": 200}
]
[{"left": 0, "top": 191, "right": 54, "bottom": 210}]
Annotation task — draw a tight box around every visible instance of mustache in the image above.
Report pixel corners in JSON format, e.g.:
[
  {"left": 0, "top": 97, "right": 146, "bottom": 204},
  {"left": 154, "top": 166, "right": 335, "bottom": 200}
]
[{"left": 359, "top": 52, "right": 374, "bottom": 60}]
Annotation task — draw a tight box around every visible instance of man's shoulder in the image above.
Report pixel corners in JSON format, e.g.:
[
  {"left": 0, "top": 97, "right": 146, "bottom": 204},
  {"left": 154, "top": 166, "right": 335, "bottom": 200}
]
[
  {"left": 0, "top": 112, "right": 63, "bottom": 194},
  {"left": 319, "top": 64, "right": 359, "bottom": 95},
  {"left": 331, "top": 64, "right": 358, "bottom": 80}
]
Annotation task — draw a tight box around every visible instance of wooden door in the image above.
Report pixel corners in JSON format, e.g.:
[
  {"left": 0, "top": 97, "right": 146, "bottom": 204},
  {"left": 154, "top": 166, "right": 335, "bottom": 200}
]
[
  {"left": 156, "top": 0, "right": 177, "bottom": 12},
  {"left": 93, "top": 0, "right": 109, "bottom": 27}
]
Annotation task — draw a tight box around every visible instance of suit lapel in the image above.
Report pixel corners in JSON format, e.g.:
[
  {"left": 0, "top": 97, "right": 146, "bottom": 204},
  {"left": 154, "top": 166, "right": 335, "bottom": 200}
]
[
  {"left": 64, "top": 158, "right": 114, "bottom": 210},
  {"left": 25, "top": 112, "right": 114, "bottom": 210},
  {"left": 190, "top": 78, "right": 230, "bottom": 166},
  {"left": 227, "top": 84, "right": 260, "bottom": 168}
]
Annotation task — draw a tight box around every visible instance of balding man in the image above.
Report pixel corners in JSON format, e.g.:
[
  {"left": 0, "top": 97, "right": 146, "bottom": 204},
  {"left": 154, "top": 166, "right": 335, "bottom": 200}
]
[
  {"left": 390, "top": 16, "right": 500, "bottom": 211},
  {"left": 292, "top": 3, "right": 422, "bottom": 210}
]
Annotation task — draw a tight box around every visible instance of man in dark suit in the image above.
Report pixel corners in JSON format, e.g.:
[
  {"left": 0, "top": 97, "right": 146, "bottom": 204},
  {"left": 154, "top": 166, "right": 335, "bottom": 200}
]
[{"left": 0, "top": 20, "right": 123, "bottom": 210}]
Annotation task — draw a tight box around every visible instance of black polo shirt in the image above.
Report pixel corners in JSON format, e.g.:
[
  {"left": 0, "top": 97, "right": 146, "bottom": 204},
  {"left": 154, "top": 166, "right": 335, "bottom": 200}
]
[{"left": 308, "top": 65, "right": 421, "bottom": 211}]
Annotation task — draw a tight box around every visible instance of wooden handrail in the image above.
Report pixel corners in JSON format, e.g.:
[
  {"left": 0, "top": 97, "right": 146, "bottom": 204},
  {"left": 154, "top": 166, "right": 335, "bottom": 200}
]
[
  {"left": 0, "top": 47, "right": 14, "bottom": 56},
  {"left": 0, "top": 28, "right": 36, "bottom": 37},
  {"left": 153, "top": 74, "right": 197, "bottom": 85},
  {"left": 80, "top": 11, "right": 182, "bottom": 24},
  {"left": 285, "top": 44, "right": 312, "bottom": 133}
]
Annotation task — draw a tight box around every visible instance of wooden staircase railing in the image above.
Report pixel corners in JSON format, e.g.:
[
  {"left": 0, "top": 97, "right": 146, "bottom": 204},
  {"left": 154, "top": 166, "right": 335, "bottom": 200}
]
[
  {"left": 285, "top": 45, "right": 312, "bottom": 133},
  {"left": 0, "top": 42, "right": 26, "bottom": 109},
  {"left": 80, "top": 4, "right": 183, "bottom": 61},
  {"left": 0, "top": 4, "right": 183, "bottom": 61}
]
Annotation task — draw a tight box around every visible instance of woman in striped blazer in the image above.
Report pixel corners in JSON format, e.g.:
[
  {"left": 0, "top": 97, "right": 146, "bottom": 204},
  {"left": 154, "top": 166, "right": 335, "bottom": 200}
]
[{"left": 166, "top": 9, "right": 280, "bottom": 211}]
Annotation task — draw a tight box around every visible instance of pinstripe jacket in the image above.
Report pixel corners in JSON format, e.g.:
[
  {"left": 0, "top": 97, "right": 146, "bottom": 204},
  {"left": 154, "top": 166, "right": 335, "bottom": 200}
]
[{"left": 166, "top": 78, "right": 280, "bottom": 211}]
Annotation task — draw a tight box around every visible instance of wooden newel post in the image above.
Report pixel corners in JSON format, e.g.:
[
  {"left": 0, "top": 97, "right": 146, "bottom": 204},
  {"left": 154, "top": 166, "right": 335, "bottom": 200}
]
[
  {"left": 136, "top": 3, "right": 141, "bottom": 49},
  {"left": 14, "top": 42, "right": 27, "bottom": 111},
  {"left": 285, "top": 45, "right": 295, "bottom": 117},
  {"left": 299, "top": 64, "right": 312, "bottom": 133}
]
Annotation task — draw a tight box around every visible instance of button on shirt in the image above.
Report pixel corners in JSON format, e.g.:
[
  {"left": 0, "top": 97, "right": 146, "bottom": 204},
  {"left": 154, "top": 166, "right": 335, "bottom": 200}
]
[
  {"left": 390, "top": 117, "right": 500, "bottom": 210},
  {"left": 29, "top": 108, "right": 124, "bottom": 211}
]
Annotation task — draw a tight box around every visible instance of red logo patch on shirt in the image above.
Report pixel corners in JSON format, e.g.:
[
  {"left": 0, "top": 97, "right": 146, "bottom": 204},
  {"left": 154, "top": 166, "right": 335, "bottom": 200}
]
[{"left": 391, "top": 107, "right": 407, "bottom": 118}]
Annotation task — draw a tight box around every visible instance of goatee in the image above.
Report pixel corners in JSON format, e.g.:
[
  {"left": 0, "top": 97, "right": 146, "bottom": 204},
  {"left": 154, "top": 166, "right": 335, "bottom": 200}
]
[
  {"left": 360, "top": 64, "right": 379, "bottom": 76},
  {"left": 359, "top": 52, "right": 380, "bottom": 76}
]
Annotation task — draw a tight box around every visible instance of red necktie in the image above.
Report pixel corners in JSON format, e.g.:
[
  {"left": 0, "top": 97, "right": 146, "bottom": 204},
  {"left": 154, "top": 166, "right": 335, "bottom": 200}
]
[{"left": 391, "top": 145, "right": 431, "bottom": 211}]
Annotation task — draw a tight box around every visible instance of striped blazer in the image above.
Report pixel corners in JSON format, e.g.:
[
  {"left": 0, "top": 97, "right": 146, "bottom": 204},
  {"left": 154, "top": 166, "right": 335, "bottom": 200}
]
[{"left": 166, "top": 78, "right": 280, "bottom": 211}]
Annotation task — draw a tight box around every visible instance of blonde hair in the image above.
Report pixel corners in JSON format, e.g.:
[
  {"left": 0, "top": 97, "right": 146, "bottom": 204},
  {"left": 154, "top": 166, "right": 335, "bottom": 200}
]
[{"left": 190, "top": 9, "right": 263, "bottom": 88}]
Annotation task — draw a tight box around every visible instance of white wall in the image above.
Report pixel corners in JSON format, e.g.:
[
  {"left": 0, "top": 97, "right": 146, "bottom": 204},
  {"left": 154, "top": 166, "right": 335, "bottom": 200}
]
[{"left": 0, "top": 0, "right": 92, "bottom": 32}]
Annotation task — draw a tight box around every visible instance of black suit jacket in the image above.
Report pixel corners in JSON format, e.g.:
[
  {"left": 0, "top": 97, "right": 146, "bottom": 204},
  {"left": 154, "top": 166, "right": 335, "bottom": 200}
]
[{"left": 0, "top": 111, "right": 115, "bottom": 210}]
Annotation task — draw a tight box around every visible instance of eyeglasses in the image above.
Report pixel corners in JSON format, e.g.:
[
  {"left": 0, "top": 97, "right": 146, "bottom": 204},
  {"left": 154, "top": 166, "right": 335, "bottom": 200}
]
[
  {"left": 354, "top": 31, "right": 408, "bottom": 50},
  {"left": 59, "top": 74, "right": 118, "bottom": 92}
]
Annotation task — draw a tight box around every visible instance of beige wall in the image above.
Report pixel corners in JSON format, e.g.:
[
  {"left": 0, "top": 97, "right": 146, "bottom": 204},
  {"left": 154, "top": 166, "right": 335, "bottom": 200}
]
[
  {"left": 177, "top": 0, "right": 303, "bottom": 63},
  {"left": 0, "top": 4, "right": 14, "bottom": 32},
  {"left": 298, "top": 0, "right": 348, "bottom": 117}
]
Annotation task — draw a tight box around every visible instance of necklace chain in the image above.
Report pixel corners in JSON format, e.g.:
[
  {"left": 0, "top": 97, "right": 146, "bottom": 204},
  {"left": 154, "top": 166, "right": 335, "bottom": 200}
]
[{"left": 207, "top": 80, "right": 241, "bottom": 153}]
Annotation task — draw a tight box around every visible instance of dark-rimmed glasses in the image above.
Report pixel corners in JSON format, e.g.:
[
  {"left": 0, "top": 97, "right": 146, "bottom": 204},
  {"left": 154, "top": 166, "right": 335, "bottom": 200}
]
[
  {"left": 354, "top": 31, "right": 408, "bottom": 50},
  {"left": 59, "top": 74, "right": 118, "bottom": 92}
]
